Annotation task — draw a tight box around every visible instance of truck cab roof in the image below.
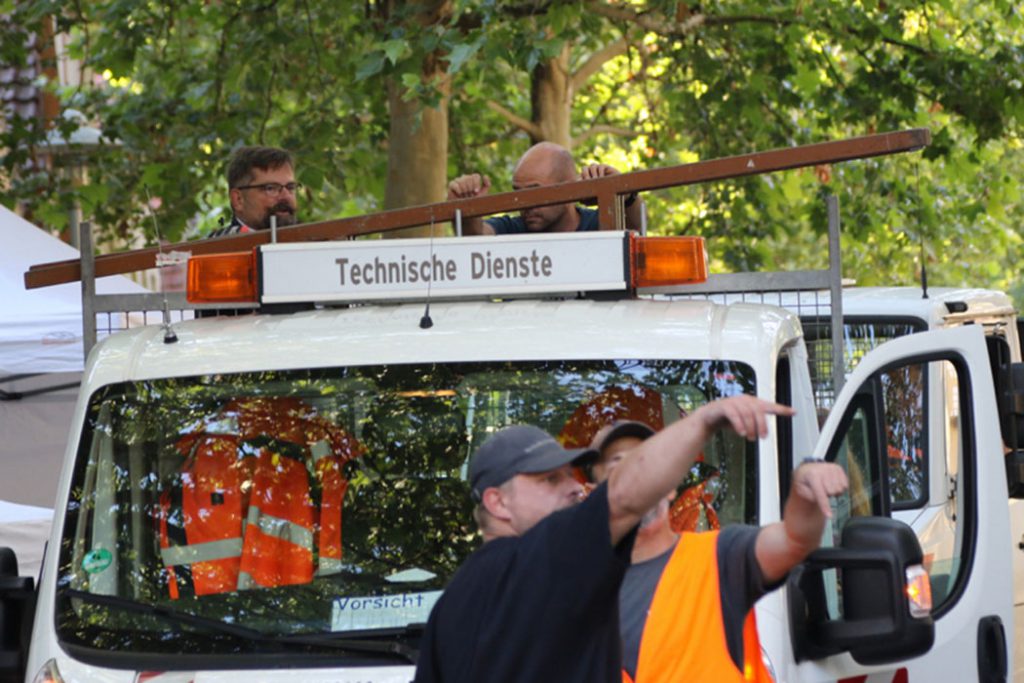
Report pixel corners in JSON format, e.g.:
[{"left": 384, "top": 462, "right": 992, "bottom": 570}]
[
  {"left": 87, "top": 297, "right": 806, "bottom": 387},
  {"left": 838, "top": 286, "right": 1016, "bottom": 325}
]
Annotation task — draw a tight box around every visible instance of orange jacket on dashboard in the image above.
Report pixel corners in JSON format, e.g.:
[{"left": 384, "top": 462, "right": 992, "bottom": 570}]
[
  {"left": 624, "top": 531, "right": 773, "bottom": 683},
  {"left": 158, "top": 397, "right": 362, "bottom": 598}
]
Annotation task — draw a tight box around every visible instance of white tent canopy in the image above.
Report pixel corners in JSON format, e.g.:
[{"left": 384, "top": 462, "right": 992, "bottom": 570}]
[
  {"left": 0, "top": 207, "right": 149, "bottom": 567},
  {"left": 0, "top": 203, "right": 147, "bottom": 374}
]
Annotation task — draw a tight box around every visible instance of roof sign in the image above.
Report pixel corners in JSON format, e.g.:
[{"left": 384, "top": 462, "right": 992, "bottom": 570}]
[{"left": 259, "top": 232, "right": 628, "bottom": 304}]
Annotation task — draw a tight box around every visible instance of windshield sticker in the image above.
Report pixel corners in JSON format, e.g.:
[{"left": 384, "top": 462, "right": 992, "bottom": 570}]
[
  {"left": 82, "top": 548, "right": 113, "bottom": 574},
  {"left": 331, "top": 590, "right": 441, "bottom": 632}
]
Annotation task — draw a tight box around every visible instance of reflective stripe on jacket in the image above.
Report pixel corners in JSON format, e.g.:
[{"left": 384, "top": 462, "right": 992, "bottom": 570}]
[{"left": 626, "top": 531, "right": 773, "bottom": 683}]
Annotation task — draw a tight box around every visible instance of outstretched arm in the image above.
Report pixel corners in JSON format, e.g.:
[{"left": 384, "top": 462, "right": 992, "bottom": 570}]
[
  {"left": 606, "top": 395, "right": 795, "bottom": 544},
  {"left": 447, "top": 173, "right": 494, "bottom": 236},
  {"left": 579, "top": 163, "right": 645, "bottom": 232},
  {"left": 754, "top": 462, "right": 849, "bottom": 583}
]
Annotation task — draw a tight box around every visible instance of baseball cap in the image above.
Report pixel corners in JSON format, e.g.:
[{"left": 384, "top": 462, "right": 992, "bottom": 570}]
[
  {"left": 469, "top": 425, "right": 595, "bottom": 501},
  {"left": 577, "top": 420, "right": 657, "bottom": 472}
]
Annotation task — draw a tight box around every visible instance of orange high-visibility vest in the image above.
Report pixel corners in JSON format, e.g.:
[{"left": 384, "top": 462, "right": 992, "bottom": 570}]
[
  {"left": 625, "top": 531, "right": 773, "bottom": 683},
  {"left": 158, "top": 398, "right": 362, "bottom": 598}
]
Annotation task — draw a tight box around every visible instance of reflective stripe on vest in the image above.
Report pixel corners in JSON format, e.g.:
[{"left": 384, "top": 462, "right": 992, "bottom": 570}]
[
  {"left": 632, "top": 531, "right": 773, "bottom": 682},
  {"left": 237, "top": 502, "right": 316, "bottom": 591},
  {"left": 161, "top": 537, "right": 243, "bottom": 567},
  {"left": 245, "top": 505, "right": 316, "bottom": 550},
  {"left": 314, "top": 444, "right": 346, "bottom": 574}
]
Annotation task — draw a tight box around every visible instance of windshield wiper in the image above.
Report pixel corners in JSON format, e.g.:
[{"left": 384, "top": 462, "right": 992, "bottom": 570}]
[
  {"left": 277, "top": 623, "right": 424, "bottom": 663},
  {"left": 60, "top": 589, "right": 417, "bottom": 662},
  {"left": 62, "top": 588, "right": 275, "bottom": 641}
]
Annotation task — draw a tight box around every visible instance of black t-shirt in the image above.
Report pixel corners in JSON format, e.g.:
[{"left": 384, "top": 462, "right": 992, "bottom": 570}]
[
  {"left": 414, "top": 483, "right": 634, "bottom": 683},
  {"left": 485, "top": 206, "right": 600, "bottom": 234},
  {"left": 618, "top": 525, "right": 779, "bottom": 679}
]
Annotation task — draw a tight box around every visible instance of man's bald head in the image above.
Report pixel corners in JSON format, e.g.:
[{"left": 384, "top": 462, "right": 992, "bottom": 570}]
[
  {"left": 508, "top": 142, "right": 579, "bottom": 232},
  {"left": 513, "top": 142, "right": 577, "bottom": 186}
]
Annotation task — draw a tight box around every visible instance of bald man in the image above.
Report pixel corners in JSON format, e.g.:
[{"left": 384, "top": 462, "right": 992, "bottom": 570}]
[{"left": 447, "top": 142, "right": 644, "bottom": 235}]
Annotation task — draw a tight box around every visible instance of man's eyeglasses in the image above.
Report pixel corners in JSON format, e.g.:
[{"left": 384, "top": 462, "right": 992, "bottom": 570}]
[{"left": 234, "top": 182, "right": 302, "bottom": 197}]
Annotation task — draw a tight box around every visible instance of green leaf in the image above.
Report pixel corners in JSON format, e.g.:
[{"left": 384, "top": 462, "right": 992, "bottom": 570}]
[
  {"left": 792, "top": 63, "right": 820, "bottom": 97},
  {"left": 78, "top": 183, "right": 111, "bottom": 213},
  {"left": 447, "top": 41, "right": 480, "bottom": 75},
  {"left": 383, "top": 39, "right": 410, "bottom": 66},
  {"left": 141, "top": 163, "right": 164, "bottom": 187},
  {"left": 355, "top": 52, "right": 387, "bottom": 81},
  {"left": 400, "top": 72, "right": 422, "bottom": 91},
  {"left": 779, "top": 172, "right": 805, "bottom": 204}
]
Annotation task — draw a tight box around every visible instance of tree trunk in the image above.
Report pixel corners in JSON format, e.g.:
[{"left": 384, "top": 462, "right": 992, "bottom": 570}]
[
  {"left": 529, "top": 42, "right": 572, "bottom": 149},
  {"left": 383, "top": 1, "right": 450, "bottom": 237}
]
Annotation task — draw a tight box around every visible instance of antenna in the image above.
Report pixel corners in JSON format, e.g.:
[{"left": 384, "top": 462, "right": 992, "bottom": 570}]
[
  {"left": 920, "top": 241, "right": 929, "bottom": 299},
  {"left": 143, "top": 185, "right": 179, "bottom": 344},
  {"left": 915, "top": 161, "right": 928, "bottom": 299},
  {"left": 419, "top": 219, "right": 436, "bottom": 329}
]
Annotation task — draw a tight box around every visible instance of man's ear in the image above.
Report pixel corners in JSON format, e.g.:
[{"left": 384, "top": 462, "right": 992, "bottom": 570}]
[
  {"left": 228, "top": 188, "right": 242, "bottom": 213},
  {"left": 482, "top": 486, "right": 511, "bottom": 523}
]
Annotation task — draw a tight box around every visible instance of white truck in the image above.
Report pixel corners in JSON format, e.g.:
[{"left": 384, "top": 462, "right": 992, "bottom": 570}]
[
  {"left": 4, "top": 129, "right": 1020, "bottom": 682},
  {"left": 795, "top": 285, "right": 1024, "bottom": 681}
]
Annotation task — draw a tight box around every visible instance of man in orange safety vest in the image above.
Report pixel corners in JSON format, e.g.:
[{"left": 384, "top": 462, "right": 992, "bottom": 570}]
[{"left": 584, "top": 420, "right": 848, "bottom": 682}]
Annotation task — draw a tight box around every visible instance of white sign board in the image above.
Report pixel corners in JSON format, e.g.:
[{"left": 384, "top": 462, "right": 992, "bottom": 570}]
[{"left": 260, "top": 232, "right": 629, "bottom": 304}]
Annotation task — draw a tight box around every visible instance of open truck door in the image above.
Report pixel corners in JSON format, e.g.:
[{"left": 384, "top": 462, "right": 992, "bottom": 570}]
[{"left": 788, "top": 325, "right": 1012, "bottom": 680}]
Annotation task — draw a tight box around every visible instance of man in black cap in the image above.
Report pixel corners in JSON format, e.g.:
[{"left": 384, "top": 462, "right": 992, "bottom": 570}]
[
  {"left": 413, "top": 395, "right": 794, "bottom": 683},
  {"left": 584, "top": 420, "right": 848, "bottom": 682}
]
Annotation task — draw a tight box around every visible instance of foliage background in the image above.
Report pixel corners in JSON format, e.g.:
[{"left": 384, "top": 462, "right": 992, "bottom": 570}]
[{"left": 1, "top": 0, "right": 1022, "bottom": 304}]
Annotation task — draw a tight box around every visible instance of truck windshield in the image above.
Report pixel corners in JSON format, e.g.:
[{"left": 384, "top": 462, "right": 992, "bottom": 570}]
[{"left": 56, "top": 358, "right": 755, "bottom": 658}]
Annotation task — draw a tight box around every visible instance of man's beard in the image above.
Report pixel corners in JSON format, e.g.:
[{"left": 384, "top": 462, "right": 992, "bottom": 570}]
[{"left": 260, "top": 202, "right": 296, "bottom": 228}]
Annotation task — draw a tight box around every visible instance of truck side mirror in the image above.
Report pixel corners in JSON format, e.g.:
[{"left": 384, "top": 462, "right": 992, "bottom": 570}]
[
  {"left": 788, "top": 516, "right": 934, "bottom": 664},
  {"left": 0, "top": 548, "right": 35, "bottom": 683}
]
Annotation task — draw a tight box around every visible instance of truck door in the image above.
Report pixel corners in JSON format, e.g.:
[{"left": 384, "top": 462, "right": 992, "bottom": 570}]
[{"left": 794, "top": 326, "right": 1012, "bottom": 681}]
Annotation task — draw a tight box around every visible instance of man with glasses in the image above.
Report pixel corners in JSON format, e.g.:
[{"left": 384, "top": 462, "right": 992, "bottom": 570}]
[{"left": 210, "top": 146, "right": 300, "bottom": 237}]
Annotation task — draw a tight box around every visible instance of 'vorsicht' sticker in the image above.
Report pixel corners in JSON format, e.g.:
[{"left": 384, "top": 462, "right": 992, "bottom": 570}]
[{"left": 331, "top": 590, "right": 441, "bottom": 631}]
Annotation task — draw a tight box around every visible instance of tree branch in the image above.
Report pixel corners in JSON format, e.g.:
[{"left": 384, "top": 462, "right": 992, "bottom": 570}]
[
  {"left": 302, "top": 0, "right": 327, "bottom": 90},
  {"left": 485, "top": 99, "right": 542, "bottom": 139},
  {"left": 586, "top": 2, "right": 705, "bottom": 36},
  {"left": 453, "top": 1, "right": 555, "bottom": 31},
  {"left": 572, "top": 124, "right": 641, "bottom": 147},
  {"left": 572, "top": 35, "right": 631, "bottom": 92},
  {"left": 587, "top": 1, "right": 933, "bottom": 59},
  {"left": 258, "top": 60, "right": 277, "bottom": 143}
]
